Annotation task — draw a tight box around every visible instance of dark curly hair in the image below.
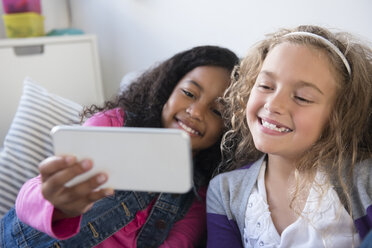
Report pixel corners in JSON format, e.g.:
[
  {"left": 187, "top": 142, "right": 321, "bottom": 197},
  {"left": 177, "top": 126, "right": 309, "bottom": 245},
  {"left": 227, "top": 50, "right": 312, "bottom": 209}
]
[{"left": 83, "top": 45, "right": 239, "bottom": 186}]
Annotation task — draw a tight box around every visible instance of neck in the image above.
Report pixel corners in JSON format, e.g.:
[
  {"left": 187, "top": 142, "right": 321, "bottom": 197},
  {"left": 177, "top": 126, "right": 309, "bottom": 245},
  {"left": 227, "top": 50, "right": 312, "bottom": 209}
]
[{"left": 266, "top": 154, "right": 296, "bottom": 181}]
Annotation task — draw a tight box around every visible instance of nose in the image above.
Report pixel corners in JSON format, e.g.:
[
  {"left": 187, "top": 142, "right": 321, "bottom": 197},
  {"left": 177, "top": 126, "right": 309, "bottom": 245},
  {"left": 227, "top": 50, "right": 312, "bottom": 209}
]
[
  {"left": 186, "top": 102, "right": 205, "bottom": 121},
  {"left": 264, "top": 92, "right": 287, "bottom": 114}
]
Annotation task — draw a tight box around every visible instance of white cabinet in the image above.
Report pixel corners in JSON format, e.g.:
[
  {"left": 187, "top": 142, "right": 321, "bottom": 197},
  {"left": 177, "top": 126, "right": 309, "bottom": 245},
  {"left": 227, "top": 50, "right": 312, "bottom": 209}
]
[{"left": 0, "top": 35, "right": 104, "bottom": 144}]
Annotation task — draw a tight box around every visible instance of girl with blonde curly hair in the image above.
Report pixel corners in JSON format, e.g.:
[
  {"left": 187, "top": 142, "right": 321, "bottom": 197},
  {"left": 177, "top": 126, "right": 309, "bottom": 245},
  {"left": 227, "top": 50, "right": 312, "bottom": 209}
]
[{"left": 207, "top": 25, "right": 372, "bottom": 247}]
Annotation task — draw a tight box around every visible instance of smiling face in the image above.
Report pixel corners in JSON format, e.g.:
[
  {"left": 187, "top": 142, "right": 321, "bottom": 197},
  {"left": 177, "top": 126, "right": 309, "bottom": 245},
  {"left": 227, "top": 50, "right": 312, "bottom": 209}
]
[
  {"left": 246, "top": 42, "right": 338, "bottom": 161},
  {"left": 162, "top": 65, "right": 231, "bottom": 155}
]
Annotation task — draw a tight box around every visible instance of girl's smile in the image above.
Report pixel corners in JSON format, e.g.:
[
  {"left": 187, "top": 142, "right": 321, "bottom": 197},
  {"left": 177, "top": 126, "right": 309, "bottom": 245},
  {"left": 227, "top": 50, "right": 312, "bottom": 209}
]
[
  {"left": 176, "top": 118, "right": 202, "bottom": 137},
  {"left": 162, "top": 65, "right": 231, "bottom": 155},
  {"left": 259, "top": 117, "right": 293, "bottom": 134},
  {"left": 246, "top": 42, "right": 338, "bottom": 160}
]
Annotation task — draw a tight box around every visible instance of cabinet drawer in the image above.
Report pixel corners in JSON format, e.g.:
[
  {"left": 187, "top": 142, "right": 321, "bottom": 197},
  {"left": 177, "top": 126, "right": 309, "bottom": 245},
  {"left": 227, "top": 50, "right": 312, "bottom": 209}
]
[{"left": 0, "top": 35, "right": 104, "bottom": 143}]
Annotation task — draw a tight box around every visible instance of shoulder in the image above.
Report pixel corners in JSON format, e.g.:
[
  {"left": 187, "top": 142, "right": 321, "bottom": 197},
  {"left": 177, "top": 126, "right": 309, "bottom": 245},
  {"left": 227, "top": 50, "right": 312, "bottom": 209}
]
[
  {"left": 350, "top": 158, "right": 372, "bottom": 235},
  {"left": 206, "top": 156, "right": 265, "bottom": 231},
  {"left": 354, "top": 158, "right": 372, "bottom": 176},
  {"left": 352, "top": 158, "right": 372, "bottom": 192},
  {"left": 83, "top": 108, "right": 124, "bottom": 127},
  {"left": 208, "top": 156, "right": 264, "bottom": 193},
  {"left": 207, "top": 156, "right": 264, "bottom": 210}
]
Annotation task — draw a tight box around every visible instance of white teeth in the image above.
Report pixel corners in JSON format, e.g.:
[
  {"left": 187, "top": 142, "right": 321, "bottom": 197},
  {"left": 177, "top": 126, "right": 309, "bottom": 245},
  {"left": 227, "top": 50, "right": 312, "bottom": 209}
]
[
  {"left": 262, "top": 120, "right": 290, "bottom": 133},
  {"left": 178, "top": 121, "right": 200, "bottom": 135}
]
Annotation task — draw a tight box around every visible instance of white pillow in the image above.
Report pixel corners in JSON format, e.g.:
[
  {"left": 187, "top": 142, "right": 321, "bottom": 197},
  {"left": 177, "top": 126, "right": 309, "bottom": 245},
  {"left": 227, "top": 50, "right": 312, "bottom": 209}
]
[{"left": 0, "top": 78, "right": 82, "bottom": 217}]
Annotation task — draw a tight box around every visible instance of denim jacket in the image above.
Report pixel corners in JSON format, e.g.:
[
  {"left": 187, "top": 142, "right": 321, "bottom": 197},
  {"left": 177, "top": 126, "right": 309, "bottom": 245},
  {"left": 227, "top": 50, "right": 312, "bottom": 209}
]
[{"left": 0, "top": 189, "right": 195, "bottom": 248}]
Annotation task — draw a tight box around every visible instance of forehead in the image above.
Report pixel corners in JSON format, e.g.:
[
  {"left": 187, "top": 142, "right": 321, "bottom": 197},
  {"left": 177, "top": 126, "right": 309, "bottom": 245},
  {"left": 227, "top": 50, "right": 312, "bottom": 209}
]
[
  {"left": 179, "top": 65, "right": 231, "bottom": 92},
  {"left": 261, "top": 42, "right": 338, "bottom": 91},
  {"left": 264, "top": 42, "right": 333, "bottom": 70}
]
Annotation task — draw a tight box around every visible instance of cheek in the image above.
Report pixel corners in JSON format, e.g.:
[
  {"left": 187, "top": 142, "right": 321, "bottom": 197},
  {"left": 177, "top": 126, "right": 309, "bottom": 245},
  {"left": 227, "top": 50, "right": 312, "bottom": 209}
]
[
  {"left": 316, "top": 113, "right": 331, "bottom": 137},
  {"left": 296, "top": 111, "right": 329, "bottom": 140},
  {"left": 161, "top": 102, "right": 171, "bottom": 126},
  {"left": 207, "top": 117, "right": 224, "bottom": 142},
  {"left": 246, "top": 96, "right": 258, "bottom": 124}
]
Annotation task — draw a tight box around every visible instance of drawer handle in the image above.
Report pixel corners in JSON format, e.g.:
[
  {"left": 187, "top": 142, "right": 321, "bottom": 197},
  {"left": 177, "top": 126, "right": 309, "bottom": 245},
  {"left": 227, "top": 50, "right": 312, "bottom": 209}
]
[{"left": 14, "top": 45, "right": 44, "bottom": 56}]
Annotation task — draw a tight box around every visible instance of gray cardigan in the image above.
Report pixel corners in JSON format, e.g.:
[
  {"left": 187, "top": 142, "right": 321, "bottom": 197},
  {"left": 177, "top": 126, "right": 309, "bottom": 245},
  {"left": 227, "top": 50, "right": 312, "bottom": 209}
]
[{"left": 206, "top": 155, "right": 372, "bottom": 247}]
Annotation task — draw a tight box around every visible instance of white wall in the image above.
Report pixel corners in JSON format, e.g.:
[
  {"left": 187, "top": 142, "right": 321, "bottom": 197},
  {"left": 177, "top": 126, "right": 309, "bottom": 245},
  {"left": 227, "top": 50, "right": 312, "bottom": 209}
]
[
  {"left": 1, "top": 0, "right": 372, "bottom": 99},
  {"left": 68, "top": 0, "right": 372, "bottom": 100}
]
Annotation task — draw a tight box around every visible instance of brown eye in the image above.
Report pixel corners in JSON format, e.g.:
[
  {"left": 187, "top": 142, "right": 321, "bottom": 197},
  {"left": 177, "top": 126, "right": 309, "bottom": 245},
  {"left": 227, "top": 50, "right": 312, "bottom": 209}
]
[
  {"left": 182, "top": 89, "right": 195, "bottom": 98},
  {"left": 212, "top": 109, "right": 222, "bottom": 117}
]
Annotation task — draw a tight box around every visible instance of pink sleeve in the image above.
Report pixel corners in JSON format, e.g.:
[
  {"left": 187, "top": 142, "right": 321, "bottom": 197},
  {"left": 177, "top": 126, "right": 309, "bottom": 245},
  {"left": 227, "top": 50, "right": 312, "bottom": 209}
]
[
  {"left": 159, "top": 187, "right": 207, "bottom": 248},
  {"left": 15, "top": 175, "right": 81, "bottom": 239},
  {"left": 83, "top": 108, "right": 124, "bottom": 127},
  {"left": 15, "top": 108, "right": 125, "bottom": 239}
]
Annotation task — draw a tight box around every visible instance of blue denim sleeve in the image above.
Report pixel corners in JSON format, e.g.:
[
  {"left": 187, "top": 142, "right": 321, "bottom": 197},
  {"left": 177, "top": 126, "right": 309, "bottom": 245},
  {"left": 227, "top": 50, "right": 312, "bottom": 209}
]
[{"left": 0, "top": 207, "right": 57, "bottom": 248}]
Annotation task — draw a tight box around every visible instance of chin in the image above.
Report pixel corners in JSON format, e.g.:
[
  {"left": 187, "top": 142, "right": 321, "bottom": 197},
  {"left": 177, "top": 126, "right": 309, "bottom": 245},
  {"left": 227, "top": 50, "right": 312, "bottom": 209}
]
[{"left": 253, "top": 141, "right": 271, "bottom": 154}]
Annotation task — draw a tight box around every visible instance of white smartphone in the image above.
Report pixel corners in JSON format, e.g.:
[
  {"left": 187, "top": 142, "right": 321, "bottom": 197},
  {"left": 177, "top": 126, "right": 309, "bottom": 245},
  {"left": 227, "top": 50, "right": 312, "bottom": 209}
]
[{"left": 50, "top": 125, "right": 193, "bottom": 193}]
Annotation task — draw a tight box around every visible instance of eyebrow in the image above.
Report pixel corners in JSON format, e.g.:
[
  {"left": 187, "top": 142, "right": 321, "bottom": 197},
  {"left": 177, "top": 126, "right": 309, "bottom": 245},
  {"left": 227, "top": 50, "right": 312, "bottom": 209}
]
[
  {"left": 297, "top": 81, "right": 324, "bottom": 95},
  {"left": 259, "top": 71, "right": 324, "bottom": 95},
  {"left": 187, "top": 80, "right": 203, "bottom": 91}
]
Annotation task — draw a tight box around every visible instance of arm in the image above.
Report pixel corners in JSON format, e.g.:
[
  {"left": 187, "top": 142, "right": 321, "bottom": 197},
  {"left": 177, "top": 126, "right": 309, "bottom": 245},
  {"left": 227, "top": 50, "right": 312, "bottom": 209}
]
[
  {"left": 15, "top": 109, "right": 124, "bottom": 239},
  {"left": 159, "top": 188, "right": 207, "bottom": 248},
  {"left": 353, "top": 158, "right": 372, "bottom": 240},
  {"left": 15, "top": 175, "right": 82, "bottom": 239},
  {"left": 206, "top": 176, "right": 243, "bottom": 248}
]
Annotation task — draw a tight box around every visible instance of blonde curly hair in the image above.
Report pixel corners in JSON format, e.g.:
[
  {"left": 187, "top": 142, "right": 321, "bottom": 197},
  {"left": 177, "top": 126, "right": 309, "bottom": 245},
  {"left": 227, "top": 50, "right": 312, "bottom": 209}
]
[{"left": 218, "top": 25, "right": 372, "bottom": 212}]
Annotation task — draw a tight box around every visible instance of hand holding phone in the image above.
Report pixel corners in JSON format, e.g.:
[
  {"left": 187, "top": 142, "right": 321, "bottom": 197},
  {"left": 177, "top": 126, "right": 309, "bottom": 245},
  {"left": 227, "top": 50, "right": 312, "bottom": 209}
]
[
  {"left": 50, "top": 126, "right": 193, "bottom": 193},
  {"left": 38, "top": 155, "right": 114, "bottom": 220}
]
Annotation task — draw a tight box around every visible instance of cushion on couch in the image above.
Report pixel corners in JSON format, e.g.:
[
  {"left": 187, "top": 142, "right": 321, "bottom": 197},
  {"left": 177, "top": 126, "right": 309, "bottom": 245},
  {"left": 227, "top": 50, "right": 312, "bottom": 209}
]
[{"left": 0, "top": 77, "right": 82, "bottom": 217}]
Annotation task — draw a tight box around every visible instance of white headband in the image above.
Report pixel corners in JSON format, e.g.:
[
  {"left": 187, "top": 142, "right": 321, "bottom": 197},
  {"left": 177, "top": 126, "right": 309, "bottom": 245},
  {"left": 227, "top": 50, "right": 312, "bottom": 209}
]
[{"left": 283, "top": 31, "right": 351, "bottom": 75}]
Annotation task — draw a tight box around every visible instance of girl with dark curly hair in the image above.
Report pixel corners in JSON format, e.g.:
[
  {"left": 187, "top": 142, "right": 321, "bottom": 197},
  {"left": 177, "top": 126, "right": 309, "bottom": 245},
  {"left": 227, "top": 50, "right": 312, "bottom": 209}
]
[{"left": 1, "top": 45, "right": 239, "bottom": 248}]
